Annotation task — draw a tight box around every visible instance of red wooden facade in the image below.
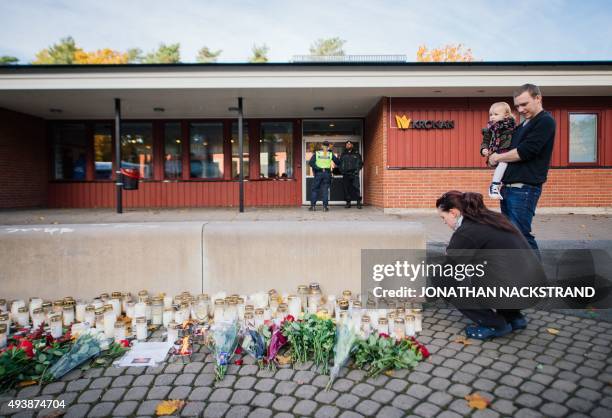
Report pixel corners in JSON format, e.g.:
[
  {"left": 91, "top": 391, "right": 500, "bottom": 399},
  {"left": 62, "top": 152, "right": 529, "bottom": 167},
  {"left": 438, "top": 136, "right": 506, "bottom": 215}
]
[{"left": 387, "top": 97, "right": 612, "bottom": 168}]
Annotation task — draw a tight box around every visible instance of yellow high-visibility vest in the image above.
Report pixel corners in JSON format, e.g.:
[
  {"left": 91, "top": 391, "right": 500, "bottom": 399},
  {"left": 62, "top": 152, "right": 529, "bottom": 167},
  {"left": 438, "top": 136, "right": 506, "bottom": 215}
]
[{"left": 315, "top": 150, "right": 333, "bottom": 169}]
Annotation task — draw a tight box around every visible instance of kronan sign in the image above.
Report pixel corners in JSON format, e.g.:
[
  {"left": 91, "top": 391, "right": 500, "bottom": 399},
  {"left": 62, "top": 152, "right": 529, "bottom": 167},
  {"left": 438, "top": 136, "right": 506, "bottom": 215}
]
[{"left": 395, "top": 115, "right": 454, "bottom": 130}]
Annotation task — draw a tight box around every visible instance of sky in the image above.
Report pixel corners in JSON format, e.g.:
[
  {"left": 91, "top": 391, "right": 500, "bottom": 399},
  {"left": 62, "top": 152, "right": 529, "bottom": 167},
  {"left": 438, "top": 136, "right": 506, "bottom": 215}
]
[{"left": 1, "top": 0, "right": 611, "bottom": 63}]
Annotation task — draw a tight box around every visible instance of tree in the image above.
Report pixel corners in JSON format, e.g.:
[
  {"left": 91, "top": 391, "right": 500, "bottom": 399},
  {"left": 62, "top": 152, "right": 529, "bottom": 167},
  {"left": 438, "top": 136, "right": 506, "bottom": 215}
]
[
  {"left": 416, "top": 43, "right": 475, "bottom": 62},
  {"left": 309, "top": 37, "right": 346, "bottom": 56},
  {"left": 33, "top": 36, "right": 81, "bottom": 64},
  {"left": 196, "top": 46, "right": 222, "bottom": 63},
  {"left": 0, "top": 56, "right": 18, "bottom": 65},
  {"left": 127, "top": 48, "right": 144, "bottom": 63},
  {"left": 249, "top": 44, "right": 269, "bottom": 63},
  {"left": 142, "top": 43, "right": 181, "bottom": 64},
  {"left": 74, "top": 48, "right": 129, "bottom": 64}
]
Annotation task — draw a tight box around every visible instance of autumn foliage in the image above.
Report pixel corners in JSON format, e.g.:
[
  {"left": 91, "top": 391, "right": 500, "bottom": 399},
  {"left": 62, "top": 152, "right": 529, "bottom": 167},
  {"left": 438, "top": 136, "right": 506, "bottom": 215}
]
[
  {"left": 416, "top": 43, "right": 475, "bottom": 62},
  {"left": 74, "top": 49, "right": 129, "bottom": 64}
]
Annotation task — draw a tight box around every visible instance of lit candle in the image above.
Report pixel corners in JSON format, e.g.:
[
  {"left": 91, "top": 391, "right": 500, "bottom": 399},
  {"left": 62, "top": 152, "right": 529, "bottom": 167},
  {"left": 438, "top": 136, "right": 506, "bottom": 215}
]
[
  {"left": 360, "top": 315, "right": 371, "bottom": 338},
  {"left": 94, "top": 308, "right": 105, "bottom": 330},
  {"left": 29, "top": 297, "right": 43, "bottom": 318},
  {"left": 151, "top": 297, "right": 163, "bottom": 326},
  {"left": 377, "top": 317, "right": 389, "bottom": 335},
  {"left": 134, "top": 301, "right": 146, "bottom": 319},
  {"left": 405, "top": 315, "right": 416, "bottom": 337},
  {"left": 114, "top": 322, "right": 126, "bottom": 342},
  {"left": 213, "top": 299, "right": 224, "bottom": 321},
  {"left": 63, "top": 304, "right": 75, "bottom": 326},
  {"left": 122, "top": 293, "right": 132, "bottom": 313},
  {"left": 126, "top": 302, "right": 135, "bottom": 320},
  {"left": 84, "top": 305, "right": 95, "bottom": 326},
  {"left": 104, "top": 308, "right": 116, "bottom": 339},
  {"left": 110, "top": 296, "right": 122, "bottom": 319},
  {"left": 393, "top": 317, "right": 405, "bottom": 340},
  {"left": 75, "top": 300, "right": 87, "bottom": 323},
  {"left": 0, "top": 313, "right": 10, "bottom": 333},
  {"left": 163, "top": 295, "right": 173, "bottom": 310},
  {"left": 0, "top": 299, "right": 7, "bottom": 312},
  {"left": 0, "top": 324, "right": 7, "bottom": 348},
  {"left": 167, "top": 321, "right": 179, "bottom": 343},
  {"left": 412, "top": 309, "right": 423, "bottom": 333},
  {"left": 11, "top": 300, "right": 25, "bottom": 320},
  {"left": 31, "top": 308, "right": 45, "bottom": 330},
  {"left": 287, "top": 295, "right": 301, "bottom": 318},
  {"left": 145, "top": 299, "right": 152, "bottom": 322},
  {"left": 50, "top": 315, "right": 63, "bottom": 339},
  {"left": 244, "top": 311, "right": 255, "bottom": 329},
  {"left": 135, "top": 317, "right": 147, "bottom": 341},
  {"left": 16, "top": 306, "right": 29, "bottom": 327},
  {"left": 237, "top": 297, "right": 245, "bottom": 321},
  {"left": 254, "top": 308, "right": 264, "bottom": 329},
  {"left": 163, "top": 307, "right": 174, "bottom": 328}
]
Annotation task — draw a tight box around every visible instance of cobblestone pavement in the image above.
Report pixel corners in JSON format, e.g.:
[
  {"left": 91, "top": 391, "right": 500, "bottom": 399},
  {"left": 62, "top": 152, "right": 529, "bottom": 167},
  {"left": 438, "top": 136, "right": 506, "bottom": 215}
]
[{"left": 1, "top": 306, "right": 611, "bottom": 418}]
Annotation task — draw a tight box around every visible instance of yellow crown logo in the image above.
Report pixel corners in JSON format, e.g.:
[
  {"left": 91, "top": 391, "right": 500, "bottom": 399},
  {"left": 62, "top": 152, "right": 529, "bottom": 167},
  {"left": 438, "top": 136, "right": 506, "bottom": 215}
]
[{"left": 395, "top": 115, "right": 412, "bottom": 129}]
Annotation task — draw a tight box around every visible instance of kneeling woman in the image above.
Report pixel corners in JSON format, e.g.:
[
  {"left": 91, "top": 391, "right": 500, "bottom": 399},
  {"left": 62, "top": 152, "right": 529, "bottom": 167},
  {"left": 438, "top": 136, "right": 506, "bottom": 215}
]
[{"left": 435, "top": 191, "right": 543, "bottom": 340}]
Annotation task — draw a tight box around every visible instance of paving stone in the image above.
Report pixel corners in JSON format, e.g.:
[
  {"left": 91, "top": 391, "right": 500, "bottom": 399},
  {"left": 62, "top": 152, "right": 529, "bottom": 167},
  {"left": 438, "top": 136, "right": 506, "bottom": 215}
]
[
  {"left": 365, "top": 375, "right": 389, "bottom": 387},
  {"left": 499, "top": 374, "right": 523, "bottom": 387},
  {"left": 88, "top": 376, "right": 112, "bottom": 390},
  {"left": 213, "top": 374, "right": 236, "bottom": 387},
  {"left": 346, "top": 369, "right": 367, "bottom": 381},
  {"left": 375, "top": 406, "right": 404, "bottom": 418},
  {"left": 154, "top": 373, "right": 176, "bottom": 386},
  {"left": 293, "top": 399, "right": 318, "bottom": 415},
  {"left": 450, "top": 371, "right": 476, "bottom": 384},
  {"left": 87, "top": 402, "right": 115, "bottom": 417},
  {"left": 113, "top": 375, "right": 134, "bottom": 387},
  {"left": 406, "top": 383, "right": 432, "bottom": 399},
  {"left": 447, "top": 383, "right": 472, "bottom": 397},
  {"left": 145, "top": 385, "right": 171, "bottom": 400},
  {"left": 472, "top": 409, "right": 501, "bottom": 418},
  {"left": 77, "top": 389, "right": 103, "bottom": 403},
  {"left": 101, "top": 387, "right": 126, "bottom": 401},
  {"left": 180, "top": 401, "right": 206, "bottom": 416},
  {"left": 209, "top": 387, "right": 232, "bottom": 403},
  {"left": 112, "top": 400, "right": 138, "bottom": 416},
  {"left": 294, "top": 384, "right": 317, "bottom": 400},
  {"left": 55, "top": 391, "right": 78, "bottom": 405},
  {"left": 174, "top": 373, "right": 196, "bottom": 386},
  {"left": 239, "top": 364, "right": 260, "bottom": 375},
  {"left": 272, "top": 395, "right": 296, "bottom": 411},
  {"left": 331, "top": 378, "right": 352, "bottom": 392},
  {"left": 275, "top": 368, "right": 294, "bottom": 380},
  {"left": 66, "top": 378, "right": 90, "bottom": 392},
  {"left": 248, "top": 407, "right": 274, "bottom": 418},
  {"left": 123, "top": 386, "right": 149, "bottom": 401},
  {"left": 194, "top": 373, "right": 215, "bottom": 386},
  {"left": 407, "top": 371, "right": 431, "bottom": 384},
  {"left": 351, "top": 382, "right": 375, "bottom": 397},
  {"left": 252, "top": 392, "right": 276, "bottom": 407},
  {"left": 64, "top": 404, "right": 90, "bottom": 418},
  {"left": 355, "top": 399, "right": 381, "bottom": 416},
  {"left": 385, "top": 378, "right": 408, "bottom": 392},
  {"left": 335, "top": 393, "right": 360, "bottom": 409},
  {"left": 84, "top": 368, "right": 104, "bottom": 379},
  {"left": 491, "top": 399, "right": 517, "bottom": 416},
  {"left": 371, "top": 388, "right": 395, "bottom": 404},
  {"left": 315, "top": 389, "right": 339, "bottom": 404},
  {"left": 169, "top": 386, "right": 192, "bottom": 399},
  {"left": 494, "top": 385, "right": 519, "bottom": 399},
  {"left": 413, "top": 402, "right": 441, "bottom": 418},
  {"left": 294, "top": 370, "right": 316, "bottom": 384},
  {"left": 125, "top": 366, "right": 145, "bottom": 375},
  {"left": 225, "top": 405, "right": 251, "bottom": 418},
  {"left": 203, "top": 402, "right": 230, "bottom": 418},
  {"left": 255, "top": 377, "right": 277, "bottom": 392},
  {"left": 164, "top": 363, "right": 184, "bottom": 374},
  {"left": 428, "top": 390, "right": 453, "bottom": 407},
  {"left": 437, "top": 412, "right": 463, "bottom": 418},
  {"left": 515, "top": 393, "right": 543, "bottom": 408},
  {"left": 38, "top": 381, "right": 65, "bottom": 395},
  {"left": 427, "top": 376, "right": 451, "bottom": 391},
  {"left": 136, "top": 400, "right": 159, "bottom": 415},
  {"left": 314, "top": 405, "right": 340, "bottom": 418},
  {"left": 133, "top": 374, "right": 155, "bottom": 386},
  {"left": 183, "top": 361, "right": 205, "bottom": 374},
  {"left": 228, "top": 389, "right": 255, "bottom": 405},
  {"left": 18, "top": 385, "right": 42, "bottom": 398},
  {"left": 540, "top": 402, "right": 569, "bottom": 418}
]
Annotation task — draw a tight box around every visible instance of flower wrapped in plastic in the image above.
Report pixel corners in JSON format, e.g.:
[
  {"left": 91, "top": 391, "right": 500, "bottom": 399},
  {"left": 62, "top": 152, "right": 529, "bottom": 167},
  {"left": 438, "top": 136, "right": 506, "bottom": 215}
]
[
  {"left": 264, "top": 323, "right": 287, "bottom": 371},
  {"left": 326, "top": 320, "right": 359, "bottom": 390},
  {"left": 241, "top": 329, "right": 266, "bottom": 369},
  {"left": 210, "top": 320, "right": 239, "bottom": 381},
  {"left": 44, "top": 333, "right": 102, "bottom": 380}
]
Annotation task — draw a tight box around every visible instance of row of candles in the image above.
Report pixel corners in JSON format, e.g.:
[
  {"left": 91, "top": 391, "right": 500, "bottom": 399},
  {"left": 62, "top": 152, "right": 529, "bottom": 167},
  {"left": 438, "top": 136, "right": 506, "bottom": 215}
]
[{"left": 0, "top": 283, "right": 424, "bottom": 348}]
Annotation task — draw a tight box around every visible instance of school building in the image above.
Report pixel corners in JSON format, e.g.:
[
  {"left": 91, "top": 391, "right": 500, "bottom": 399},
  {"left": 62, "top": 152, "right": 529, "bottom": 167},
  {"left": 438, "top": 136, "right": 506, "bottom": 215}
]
[{"left": 1, "top": 61, "right": 611, "bottom": 210}]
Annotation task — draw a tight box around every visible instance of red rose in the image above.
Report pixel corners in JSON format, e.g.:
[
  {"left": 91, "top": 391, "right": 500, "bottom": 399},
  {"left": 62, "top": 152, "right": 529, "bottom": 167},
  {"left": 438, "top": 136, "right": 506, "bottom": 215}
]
[
  {"left": 285, "top": 315, "right": 295, "bottom": 322},
  {"left": 234, "top": 346, "right": 243, "bottom": 355},
  {"left": 18, "top": 340, "right": 34, "bottom": 358},
  {"left": 234, "top": 359, "right": 243, "bottom": 365},
  {"left": 379, "top": 333, "right": 390, "bottom": 339},
  {"left": 119, "top": 339, "right": 130, "bottom": 348},
  {"left": 418, "top": 344, "right": 430, "bottom": 358}
]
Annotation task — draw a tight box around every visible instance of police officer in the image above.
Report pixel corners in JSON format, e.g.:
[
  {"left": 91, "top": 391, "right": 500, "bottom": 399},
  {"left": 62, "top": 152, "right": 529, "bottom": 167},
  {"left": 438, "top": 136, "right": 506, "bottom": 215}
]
[
  {"left": 339, "top": 140, "right": 363, "bottom": 209},
  {"left": 308, "top": 141, "right": 340, "bottom": 211}
]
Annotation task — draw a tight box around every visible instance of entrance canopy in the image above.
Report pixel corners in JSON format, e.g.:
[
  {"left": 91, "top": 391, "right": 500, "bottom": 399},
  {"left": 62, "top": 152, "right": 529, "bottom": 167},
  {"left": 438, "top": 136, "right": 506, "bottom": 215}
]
[{"left": 1, "top": 62, "right": 612, "bottom": 119}]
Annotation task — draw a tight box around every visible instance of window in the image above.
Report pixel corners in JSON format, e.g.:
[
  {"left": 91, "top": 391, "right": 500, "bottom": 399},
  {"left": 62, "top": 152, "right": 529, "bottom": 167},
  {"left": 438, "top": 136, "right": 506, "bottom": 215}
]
[
  {"left": 121, "top": 123, "right": 153, "bottom": 179},
  {"left": 94, "top": 123, "right": 112, "bottom": 180},
  {"left": 260, "top": 122, "right": 293, "bottom": 179},
  {"left": 569, "top": 113, "right": 597, "bottom": 164},
  {"left": 190, "top": 123, "right": 224, "bottom": 179},
  {"left": 52, "top": 123, "right": 87, "bottom": 180},
  {"left": 164, "top": 123, "right": 182, "bottom": 179},
  {"left": 231, "top": 122, "right": 249, "bottom": 179}
]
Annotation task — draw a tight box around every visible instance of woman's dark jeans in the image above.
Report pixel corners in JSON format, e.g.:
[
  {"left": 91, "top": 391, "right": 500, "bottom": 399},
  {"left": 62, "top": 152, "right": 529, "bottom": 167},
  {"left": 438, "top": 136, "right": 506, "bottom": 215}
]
[{"left": 501, "top": 184, "right": 542, "bottom": 251}]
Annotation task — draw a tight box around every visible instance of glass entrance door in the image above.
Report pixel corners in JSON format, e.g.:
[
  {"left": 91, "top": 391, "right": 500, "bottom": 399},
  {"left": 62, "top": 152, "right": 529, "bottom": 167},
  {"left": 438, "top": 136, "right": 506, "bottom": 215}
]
[{"left": 301, "top": 120, "right": 363, "bottom": 205}]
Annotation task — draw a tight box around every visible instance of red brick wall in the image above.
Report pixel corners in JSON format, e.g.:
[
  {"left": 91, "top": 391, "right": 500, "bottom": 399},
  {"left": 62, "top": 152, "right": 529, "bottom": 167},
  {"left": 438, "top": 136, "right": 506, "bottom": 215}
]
[
  {"left": 363, "top": 98, "right": 387, "bottom": 206},
  {"left": 384, "top": 168, "right": 612, "bottom": 208},
  {"left": 0, "top": 108, "right": 47, "bottom": 208}
]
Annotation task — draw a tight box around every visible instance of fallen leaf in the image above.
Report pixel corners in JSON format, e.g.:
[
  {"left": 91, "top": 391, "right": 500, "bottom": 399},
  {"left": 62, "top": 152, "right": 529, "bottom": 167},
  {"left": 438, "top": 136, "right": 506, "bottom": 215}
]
[
  {"left": 465, "top": 393, "right": 490, "bottom": 410},
  {"left": 16, "top": 380, "right": 37, "bottom": 388},
  {"left": 453, "top": 336, "right": 473, "bottom": 346},
  {"left": 546, "top": 328, "right": 560, "bottom": 335},
  {"left": 384, "top": 370, "right": 394, "bottom": 377},
  {"left": 155, "top": 400, "right": 185, "bottom": 416}
]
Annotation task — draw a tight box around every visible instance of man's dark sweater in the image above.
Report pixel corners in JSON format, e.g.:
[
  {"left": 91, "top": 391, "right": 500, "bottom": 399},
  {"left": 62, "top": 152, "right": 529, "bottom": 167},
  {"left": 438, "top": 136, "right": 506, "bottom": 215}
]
[{"left": 502, "top": 110, "right": 556, "bottom": 185}]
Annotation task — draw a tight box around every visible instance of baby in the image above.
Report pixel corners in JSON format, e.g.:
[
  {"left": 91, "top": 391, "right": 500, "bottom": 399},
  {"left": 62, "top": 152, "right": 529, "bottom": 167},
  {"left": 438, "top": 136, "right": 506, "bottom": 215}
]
[{"left": 480, "top": 102, "right": 516, "bottom": 199}]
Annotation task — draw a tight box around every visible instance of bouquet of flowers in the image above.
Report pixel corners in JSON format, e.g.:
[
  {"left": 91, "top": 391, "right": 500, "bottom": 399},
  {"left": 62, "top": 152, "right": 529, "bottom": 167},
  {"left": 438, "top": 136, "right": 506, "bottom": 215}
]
[
  {"left": 282, "top": 317, "right": 309, "bottom": 364},
  {"left": 326, "top": 320, "right": 359, "bottom": 390},
  {"left": 264, "top": 323, "right": 287, "bottom": 371},
  {"left": 310, "top": 314, "right": 335, "bottom": 374},
  {"left": 241, "top": 329, "right": 266, "bottom": 369},
  {"left": 210, "top": 320, "right": 239, "bottom": 381},
  {"left": 353, "top": 334, "right": 422, "bottom": 378},
  {"left": 45, "top": 333, "right": 102, "bottom": 381}
]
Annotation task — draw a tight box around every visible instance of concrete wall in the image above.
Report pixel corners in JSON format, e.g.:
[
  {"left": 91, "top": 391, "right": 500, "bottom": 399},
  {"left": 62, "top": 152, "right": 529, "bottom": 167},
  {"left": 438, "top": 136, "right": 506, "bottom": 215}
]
[
  {"left": 0, "top": 108, "right": 48, "bottom": 208},
  {"left": 0, "top": 221, "right": 425, "bottom": 300}
]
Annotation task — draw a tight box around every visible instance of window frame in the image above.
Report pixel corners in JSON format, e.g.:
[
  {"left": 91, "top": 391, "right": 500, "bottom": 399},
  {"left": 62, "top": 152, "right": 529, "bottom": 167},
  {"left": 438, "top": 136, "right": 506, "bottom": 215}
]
[{"left": 567, "top": 111, "right": 601, "bottom": 167}]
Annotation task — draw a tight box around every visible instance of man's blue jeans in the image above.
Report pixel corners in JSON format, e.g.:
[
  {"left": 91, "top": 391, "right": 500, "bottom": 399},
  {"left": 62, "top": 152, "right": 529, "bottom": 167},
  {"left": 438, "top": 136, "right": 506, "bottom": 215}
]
[
  {"left": 311, "top": 171, "right": 331, "bottom": 206},
  {"left": 500, "top": 184, "right": 542, "bottom": 251}
]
